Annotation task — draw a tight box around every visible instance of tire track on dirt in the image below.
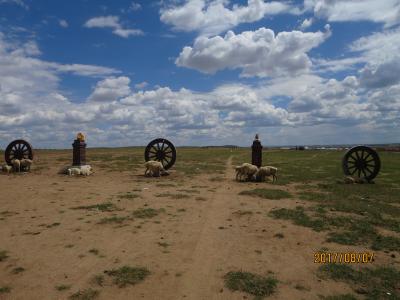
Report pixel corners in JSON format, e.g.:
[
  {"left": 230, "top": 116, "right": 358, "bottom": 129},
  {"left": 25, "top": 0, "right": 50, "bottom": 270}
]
[{"left": 177, "top": 156, "right": 238, "bottom": 299}]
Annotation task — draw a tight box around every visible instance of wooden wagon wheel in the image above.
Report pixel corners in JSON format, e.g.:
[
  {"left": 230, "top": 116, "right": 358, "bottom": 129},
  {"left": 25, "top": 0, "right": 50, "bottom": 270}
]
[
  {"left": 342, "top": 145, "right": 380, "bottom": 181},
  {"left": 5, "top": 139, "right": 34, "bottom": 167},
  {"left": 144, "top": 138, "right": 176, "bottom": 170}
]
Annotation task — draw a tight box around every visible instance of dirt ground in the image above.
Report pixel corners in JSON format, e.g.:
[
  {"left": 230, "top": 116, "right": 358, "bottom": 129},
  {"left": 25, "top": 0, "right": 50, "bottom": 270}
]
[{"left": 0, "top": 151, "right": 395, "bottom": 300}]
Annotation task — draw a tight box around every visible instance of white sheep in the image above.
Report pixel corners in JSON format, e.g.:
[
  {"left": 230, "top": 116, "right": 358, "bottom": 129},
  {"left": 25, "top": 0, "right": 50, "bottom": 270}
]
[
  {"left": 20, "top": 158, "right": 33, "bottom": 172},
  {"left": 2, "top": 164, "right": 12, "bottom": 174},
  {"left": 67, "top": 167, "right": 81, "bottom": 176},
  {"left": 144, "top": 160, "right": 165, "bottom": 177},
  {"left": 235, "top": 163, "right": 258, "bottom": 181},
  {"left": 11, "top": 159, "right": 20, "bottom": 173},
  {"left": 80, "top": 165, "right": 92, "bottom": 176},
  {"left": 256, "top": 166, "right": 278, "bottom": 183}
]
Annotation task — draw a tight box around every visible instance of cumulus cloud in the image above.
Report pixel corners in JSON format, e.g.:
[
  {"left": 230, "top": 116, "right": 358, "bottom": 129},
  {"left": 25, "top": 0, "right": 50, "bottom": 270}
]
[
  {"left": 1, "top": 28, "right": 399, "bottom": 148},
  {"left": 315, "top": 27, "right": 400, "bottom": 89},
  {"left": 88, "top": 76, "right": 131, "bottom": 102},
  {"left": 176, "top": 25, "right": 331, "bottom": 77},
  {"left": 84, "top": 16, "right": 143, "bottom": 38},
  {"left": 160, "top": 0, "right": 297, "bottom": 36},
  {"left": 304, "top": 0, "right": 400, "bottom": 28}
]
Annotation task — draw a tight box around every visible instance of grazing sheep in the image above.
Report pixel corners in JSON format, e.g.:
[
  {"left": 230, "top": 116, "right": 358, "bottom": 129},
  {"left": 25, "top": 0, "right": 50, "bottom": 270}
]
[
  {"left": 20, "top": 158, "right": 33, "bottom": 171},
  {"left": 2, "top": 164, "right": 12, "bottom": 174},
  {"left": 67, "top": 167, "right": 81, "bottom": 176},
  {"left": 344, "top": 176, "right": 368, "bottom": 184},
  {"left": 235, "top": 163, "right": 258, "bottom": 181},
  {"left": 11, "top": 159, "right": 20, "bottom": 173},
  {"left": 256, "top": 166, "right": 278, "bottom": 183},
  {"left": 144, "top": 160, "right": 165, "bottom": 177},
  {"left": 344, "top": 176, "right": 355, "bottom": 184}
]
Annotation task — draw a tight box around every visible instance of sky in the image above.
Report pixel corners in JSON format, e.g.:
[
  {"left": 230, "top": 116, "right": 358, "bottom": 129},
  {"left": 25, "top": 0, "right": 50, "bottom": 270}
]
[{"left": 0, "top": 0, "right": 399, "bottom": 148}]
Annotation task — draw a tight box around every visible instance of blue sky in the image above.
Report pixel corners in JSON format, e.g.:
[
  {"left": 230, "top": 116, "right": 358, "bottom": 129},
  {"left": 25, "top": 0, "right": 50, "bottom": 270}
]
[{"left": 0, "top": 0, "right": 399, "bottom": 148}]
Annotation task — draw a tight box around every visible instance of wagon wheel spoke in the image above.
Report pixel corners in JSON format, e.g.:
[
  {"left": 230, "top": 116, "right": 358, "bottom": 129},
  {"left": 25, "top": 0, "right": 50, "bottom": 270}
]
[
  {"left": 360, "top": 149, "right": 365, "bottom": 159},
  {"left": 365, "top": 158, "right": 375, "bottom": 164},
  {"left": 355, "top": 151, "right": 361, "bottom": 160},
  {"left": 364, "top": 166, "right": 373, "bottom": 175},
  {"left": 160, "top": 141, "right": 165, "bottom": 151},
  {"left": 349, "top": 154, "right": 357, "bottom": 161},
  {"left": 364, "top": 153, "right": 371, "bottom": 161},
  {"left": 350, "top": 167, "right": 358, "bottom": 175},
  {"left": 347, "top": 160, "right": 356, "bottom": 165},
  {"left": 361, "top": 168, "right": 367, "bottom": 178},
  {"left": 357, "top": 169, "right": 362, "bottom": 178},
  {"left": 348, "top": 165, "right": 356, "bottom": 170}
]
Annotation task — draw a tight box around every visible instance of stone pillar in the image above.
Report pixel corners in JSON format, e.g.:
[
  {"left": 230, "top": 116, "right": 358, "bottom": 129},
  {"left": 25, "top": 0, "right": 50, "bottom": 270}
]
[
  {"left": 72, "top": 133, "right": 86, "bottom": 166},
  {"left": 251, "top": 134, "right": 262, "bottom": 168}
]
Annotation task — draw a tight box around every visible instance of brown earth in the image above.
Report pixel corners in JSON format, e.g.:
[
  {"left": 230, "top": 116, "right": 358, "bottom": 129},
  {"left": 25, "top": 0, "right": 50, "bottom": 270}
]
[{"left": 0, "top": 153, "right": 391, "bottom": 300}]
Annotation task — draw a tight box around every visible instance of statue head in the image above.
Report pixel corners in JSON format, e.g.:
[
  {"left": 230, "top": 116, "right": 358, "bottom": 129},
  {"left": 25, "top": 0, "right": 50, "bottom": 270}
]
[{"left": 77, "top": 132, "right": 85, "bottom": 142}]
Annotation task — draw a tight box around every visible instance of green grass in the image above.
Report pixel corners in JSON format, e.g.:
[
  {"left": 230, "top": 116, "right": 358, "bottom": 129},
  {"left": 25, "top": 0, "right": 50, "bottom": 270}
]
[
  {"left": 269, "top": 207, "right": 327, "bottom": 232},
  {"left": 319, "top": 295, "right": 357, "bottom": 300},
  {"left": 71, "top": 202, "right": 118, "bottom": 212},
  {"left": 0, "top": 250, "right": 8, "bottom": 261},
  {"left": 55, "top": 284, "right": 71, "bottom": 291},
  {"left": 12, "top": 267, "right": 25, "bottom": 274},
  {"left": 0, "top": 286, "right": 11, "bottom": 293},
  {"left": 117, "top": 193, "right": 140, "bottom": 200},
  {"left": 224, "top": 271, "right": 278, "bottom": 299},
  {"left": 88, "top": 248, "right": 99, "bottom": 255},
  {"left": 98, "top": 216, "right": 129, "bottom": 224},
  {"left": 319, "top": 264, "right": 400, "bottom": 299},
  {"left": 104, "top": 266, "right": 150, "bottom": 288},
  {"left": 132, "top": 208, "right": 164, "bottom": 219},
  {"left": 69, "top": 288, "right": 99, "bottom": 300},
  {"left": 239, "top": 188, "right": 292, "bottom": 200},
  {"left": 155, "top": 193, "right": 190, "bottom": 199}
]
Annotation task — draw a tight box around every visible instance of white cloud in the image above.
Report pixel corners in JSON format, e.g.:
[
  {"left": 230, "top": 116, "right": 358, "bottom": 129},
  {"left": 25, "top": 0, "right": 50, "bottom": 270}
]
[
  {"left": 84, "top": 16, "right": 143, "bottom": 38},
  {"left": 176, "top": 25, "right": 331, "bottom": 77},
  {"left": 53, "top": 63, "right": 119, "bottom": 77},
  {"left": 160, "top": 0, "right": 298, "bottom": 36},
  {"left": 88, "top": 76, "right": 131, "bottom": 102},
  {"left": 1, "top": 29, "right": 399, "bottom": 148},
  {"left": 59, "top": 19, "right": 68, "bottom": 28},
  {"left": 304, "top": 0, "right": 400, "bottom": 28},
  {"left": 299, "top": 17, "right": 313, "bottom": 30}
]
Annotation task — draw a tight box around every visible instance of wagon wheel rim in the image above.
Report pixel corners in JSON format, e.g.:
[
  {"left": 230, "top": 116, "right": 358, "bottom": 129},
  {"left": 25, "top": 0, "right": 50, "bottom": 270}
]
[
  {"left": 342, "top": 145, "right": 380, "bottom": 181},
  {"left": 4, "top": 139, "right": 34, "bottom": 167},
  {"left": 144, "top": 138, "right": 176, "bottom": 170}
]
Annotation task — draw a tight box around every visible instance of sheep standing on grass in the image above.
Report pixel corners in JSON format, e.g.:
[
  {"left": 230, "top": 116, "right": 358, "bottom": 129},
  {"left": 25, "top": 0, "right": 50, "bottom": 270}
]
[
  {"left": 144, "top": 160, "right": 165, "bottom": 177},
  {"left": 11, "top": 159, "right": 20, "bottom": 173},
  {"left": 235, "top": 163, "right": 258, "bottom": 181},
  {"left": 256, "top": 166, "right": 278, "bottom": 183},
  {"left": 20, "top": 159, "right": 33, "bottom": 171}
]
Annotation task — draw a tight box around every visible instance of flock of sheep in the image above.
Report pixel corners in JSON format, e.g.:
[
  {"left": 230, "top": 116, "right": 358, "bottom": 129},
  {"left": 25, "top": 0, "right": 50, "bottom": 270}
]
[
  {"left": 235, "top": 163, "right": 278, "bottom": 182},
  {"left": 2, "top": 158, "right": 278, "bottom": 183},
  {"left": 1, "top": 158, "right": 33, "bottom": 173}
]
